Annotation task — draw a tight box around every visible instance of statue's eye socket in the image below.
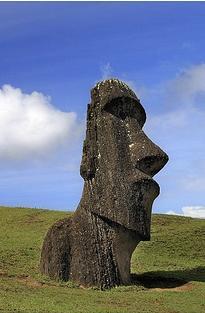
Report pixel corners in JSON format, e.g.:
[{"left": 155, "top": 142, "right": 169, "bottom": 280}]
[
  {"left": 104, "top": 97, "right": 146, "bottom": 128},
  {"left": 119, "top": 111, "right": 126, "bottom": 120}
]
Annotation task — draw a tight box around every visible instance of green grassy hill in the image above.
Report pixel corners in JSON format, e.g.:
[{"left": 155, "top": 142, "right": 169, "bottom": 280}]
[{"left": 0, "top": 206, "right": 205, "bottom": 313}]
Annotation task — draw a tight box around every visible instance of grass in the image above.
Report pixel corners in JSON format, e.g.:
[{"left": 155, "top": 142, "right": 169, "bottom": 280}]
[{"left": 0, "top": 206, "right": 205, "bottom": 313}]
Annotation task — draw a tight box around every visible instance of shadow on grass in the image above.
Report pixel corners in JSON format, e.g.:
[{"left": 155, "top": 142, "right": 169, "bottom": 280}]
[{"left": 131, "top": 266, "right": 205, "bottom": 289}]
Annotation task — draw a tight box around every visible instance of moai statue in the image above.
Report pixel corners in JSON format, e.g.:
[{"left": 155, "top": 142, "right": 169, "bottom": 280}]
[{"left": 40, "top": 79, "right": 168, "bottom": 289}]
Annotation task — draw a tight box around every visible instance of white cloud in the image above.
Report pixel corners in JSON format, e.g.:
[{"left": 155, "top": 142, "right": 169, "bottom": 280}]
[
  {"left": 182, "top": 206, "right": 205, "bottom": 218},
  {"left": 100, "top": 62, "right": 113, "bottom": 80},
  {"left": 182, "top": 177, "right": 205, "bottom": 192},
  {"left": 165, "top": 210, "right": 181, "bottom": 216},
  {"left": 0, "top": 85, "right": 81, "bottom": 161},
  {"left": 169, "top": 63, "right": 205, "bottom": 101},
  {"left": 165, "top": 207, "right": 205, "bottom": 219},
  {"left": 146, "top": 106, "right": 190, "bottom": 130},
  {"left": 145, "top": 100, "right": 205, "bottom": 168}
]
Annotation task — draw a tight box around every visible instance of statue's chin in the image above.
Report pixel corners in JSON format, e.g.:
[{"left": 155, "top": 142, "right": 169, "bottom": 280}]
[{"left": 122, "top": 178, "right": 159, "bottom": 233}]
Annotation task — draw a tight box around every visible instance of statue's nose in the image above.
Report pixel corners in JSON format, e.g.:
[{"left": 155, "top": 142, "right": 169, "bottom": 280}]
[{"left": 129, "top": 130, "right": 169, "bottom": 177}]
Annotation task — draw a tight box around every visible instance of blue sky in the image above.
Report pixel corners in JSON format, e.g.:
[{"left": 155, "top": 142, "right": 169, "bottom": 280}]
[{"left": 0, "top": 2, "right": 205, "bottom": 217}]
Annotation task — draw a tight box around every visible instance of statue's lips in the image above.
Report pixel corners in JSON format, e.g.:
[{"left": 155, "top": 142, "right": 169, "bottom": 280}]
[
  {"left": 130, "top": 177, "right": 160, "bottom": 215},
  {"left": 128, "top": 176, "right": 160, "bottom": 235},
  {"left": 131, "top": 170, "right": 160, "bottom": 198},
  {"left": 147, "top": 178, "right": 160, "bottom": 197}
]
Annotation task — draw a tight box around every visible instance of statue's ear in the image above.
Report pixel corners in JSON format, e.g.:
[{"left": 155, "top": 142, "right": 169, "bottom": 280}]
[
  {"left": 80, "top": 104, "right": 98, "bottom": 180},
  {"left": 80, "top": 139, "right": 96, "bottom": 180}
]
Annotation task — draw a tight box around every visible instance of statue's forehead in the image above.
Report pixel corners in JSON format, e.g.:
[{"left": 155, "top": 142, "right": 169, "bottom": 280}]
[
  {"left": 89, "top": 79, "right": 146, "bottom": 128},
  {"left": 91, "top": 78, "right": 139, "bottom": 109}
]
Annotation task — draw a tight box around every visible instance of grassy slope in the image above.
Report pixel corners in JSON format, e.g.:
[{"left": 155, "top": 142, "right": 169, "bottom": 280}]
[{"left": 0, "top": 206, "right": 205, "bottom": 313}]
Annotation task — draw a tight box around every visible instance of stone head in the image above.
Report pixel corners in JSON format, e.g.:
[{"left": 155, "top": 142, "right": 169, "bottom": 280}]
[{"left": 80, "top": 79, "right": 168, "bottom": 240}]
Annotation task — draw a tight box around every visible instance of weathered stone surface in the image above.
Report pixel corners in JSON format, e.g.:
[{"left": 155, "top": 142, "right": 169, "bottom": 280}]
[{"left": 40, "top": 78, "right": 168, "bottom": 289}]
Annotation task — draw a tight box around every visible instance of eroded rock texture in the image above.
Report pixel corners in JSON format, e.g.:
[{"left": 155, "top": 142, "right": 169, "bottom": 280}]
[{"left": 40, "top": 79, "right": 168, "bottom": 289}]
